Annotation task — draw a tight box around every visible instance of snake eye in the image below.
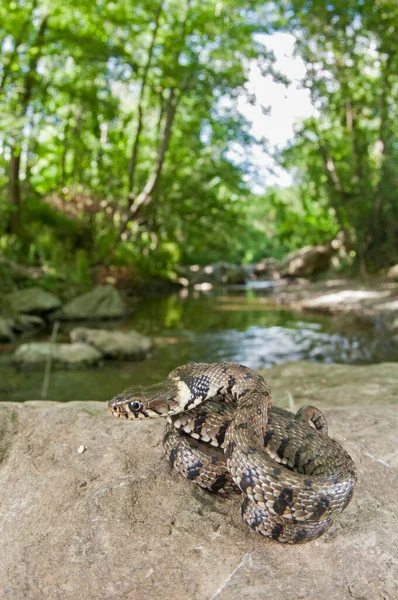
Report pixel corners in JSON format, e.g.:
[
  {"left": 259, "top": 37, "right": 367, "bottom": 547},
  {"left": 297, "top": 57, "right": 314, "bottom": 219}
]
[{"left": 128, "top": 400, "right": 142, "bottom": 412}]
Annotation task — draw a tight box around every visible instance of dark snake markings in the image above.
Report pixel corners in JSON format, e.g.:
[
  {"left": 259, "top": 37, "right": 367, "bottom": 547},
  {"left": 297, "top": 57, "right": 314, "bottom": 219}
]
[{"left": 108, "top": 362, "right": 357, "bottom": 544}]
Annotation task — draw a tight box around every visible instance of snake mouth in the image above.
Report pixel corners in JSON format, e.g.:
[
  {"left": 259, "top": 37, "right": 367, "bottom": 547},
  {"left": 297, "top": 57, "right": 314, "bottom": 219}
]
[{"left": 107, "top": 396, "right": 134, "bottom": 418}]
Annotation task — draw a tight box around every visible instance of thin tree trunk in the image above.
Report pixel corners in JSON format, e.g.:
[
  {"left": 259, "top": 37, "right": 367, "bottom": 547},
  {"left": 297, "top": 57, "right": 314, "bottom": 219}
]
[
  {"left": 7, "top": 11, "right": 49, "bottom": 234},
  {"left": 373, "top": 52, "right": 394, "bottom": 220},
  {"left": 316, "top": 140, "right": 347, "bottom": 231},
  {"left": 362, "top": 51, "right": 394, "bottom": 264},
  {"left": 156, "top": 91, "right": 165, "bottom": 145},
  {"left": 0, "top": 0, "right": 38, "bottom": 94},
  {"left": 117, "top": 87, "right": 180, "bottom": 240},
  {"left": 127, "top": 87, "right": 178, "bottom": 218},
  {"left": 127, "top": 1, "right": 163, "bottom": 194},
  {"left": 60, "top": 109, "right": 72, "bottom": 186},
  {"left": 21, "top": 13, "right": 49, "bottom": 108},
  {"left": 8, "top": 152, "right": 22, "bottom": 235},
  {"left": 70, "top": 107, "right": 83, "bottom": 180},
  {"left": 117, "top": 0, "right": 192, "bottom": 242}
]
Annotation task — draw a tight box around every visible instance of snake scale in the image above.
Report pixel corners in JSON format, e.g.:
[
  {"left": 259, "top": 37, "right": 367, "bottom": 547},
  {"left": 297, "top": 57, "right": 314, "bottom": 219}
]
[{"left": 108, "top": 362, "right": 357, "bottom": 543}]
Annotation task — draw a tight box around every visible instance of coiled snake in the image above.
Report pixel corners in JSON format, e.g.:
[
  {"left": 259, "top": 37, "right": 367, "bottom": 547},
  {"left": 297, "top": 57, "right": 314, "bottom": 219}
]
[{"left": 108, "top": 362, "right": 357, "bottom": 543}]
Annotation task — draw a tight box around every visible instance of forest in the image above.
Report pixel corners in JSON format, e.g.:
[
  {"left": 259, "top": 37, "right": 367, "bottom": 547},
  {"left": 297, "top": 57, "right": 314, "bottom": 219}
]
[{"left": 1, "top": 0, "right": 398, "bottom": 289}]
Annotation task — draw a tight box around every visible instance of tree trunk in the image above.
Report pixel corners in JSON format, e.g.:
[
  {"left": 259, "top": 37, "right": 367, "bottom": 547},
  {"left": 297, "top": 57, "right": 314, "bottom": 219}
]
[
  {"left": 364, "top": 51, "right": 394, "bottom": 264},
  {"left": 117, "top": 0, "right": 192, "bottom": 242},
  {"left": 0, "top": 0, "right": 38, "bottom": 95},
  {"left": 59, "top": 110, "right": 71, "bottom": 186},
  {"left": 127, "top": 87, "right": 178, "bottom": 219},
  {"left": 70, "top": 107, "right": 83, "bottom": 180},
  {"left": 8, "top": 151, "right": 22, "bottom": 235},
  {"left": 127, "top": 1, "right": 163, "bottom": 194},
  {"left": 6, "top": 11, "right": 49, "bottom": 233},
  {"left": 373, "top": 52, "right": 394, "bottom": 221}
]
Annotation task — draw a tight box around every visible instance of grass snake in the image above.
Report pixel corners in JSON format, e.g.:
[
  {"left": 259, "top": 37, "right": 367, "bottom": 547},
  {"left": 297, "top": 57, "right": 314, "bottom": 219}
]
[{"left": 108, "top": 362, "right": 357, "bottom": 544}]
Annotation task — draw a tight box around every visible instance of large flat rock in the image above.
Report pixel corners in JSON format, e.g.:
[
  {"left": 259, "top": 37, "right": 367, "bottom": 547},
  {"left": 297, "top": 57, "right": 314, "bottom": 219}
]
[
  {"left": 265, "top": 361, "right": 398, "bottom": 408},
  {"left": 271, "top": 278, "right": 398, "bottom": 325},
  {"left": 0, "top": 364, "right": 397, "bottom": 599},
  {"left": 57, "top": 285, "right": 126, "bottom": 320},
  {"left": 13, "top": 342, "right": 103, "bottom": 369},
  {"left": 70, "top": 327, "right": 153, "bottom": 360}
]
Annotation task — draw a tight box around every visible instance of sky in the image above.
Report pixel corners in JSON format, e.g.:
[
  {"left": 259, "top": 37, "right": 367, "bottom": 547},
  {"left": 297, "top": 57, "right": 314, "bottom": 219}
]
[{"left": 238, "top": 32, "right": 315, "bottom": 189}]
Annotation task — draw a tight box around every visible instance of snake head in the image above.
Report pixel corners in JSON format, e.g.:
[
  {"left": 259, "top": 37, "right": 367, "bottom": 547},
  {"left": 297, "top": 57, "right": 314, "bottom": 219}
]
[{"left": 108, "top": 381, "right": 180, "bottom": 419}]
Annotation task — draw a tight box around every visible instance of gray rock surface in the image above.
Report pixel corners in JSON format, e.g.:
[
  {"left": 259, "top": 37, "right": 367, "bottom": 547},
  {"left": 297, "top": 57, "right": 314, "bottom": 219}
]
[
  {"left": 271, "top": 278, "right": 398, "bottom": 324},
  {"left": 279, "top": 244, "right": 334, "bottom": 277},
  {"left": 58, "top": 285, "right": 126, "bottom": 320},
  {"left": 0, "top": 363, "right": 397, "bottom": 599},
  {"left": 13, "top": 342, "right": 102, "bottom": 368},
  {"left": 0, "top": 314, "right": 44, "bottom": 343},
  {"left": 5, "top": 286, "right": 62, "bottom": 315},
  {"left": 252, "top": 257, "right": 280, "bottom": 279},
  {"left": 0, "top": 317, "right": 14, "bottom": 342},
  {"left": 263, "top": 360, "right": 398, "bottom": 408},
  {"left": 387, "top": 263, "right": 398, "bottom": 280},
  {"left": 70, "top": 327, "right": 153, "bottom": 359},
  {"left": 11, "top": 313, "right": 45, "bottom": 333}
]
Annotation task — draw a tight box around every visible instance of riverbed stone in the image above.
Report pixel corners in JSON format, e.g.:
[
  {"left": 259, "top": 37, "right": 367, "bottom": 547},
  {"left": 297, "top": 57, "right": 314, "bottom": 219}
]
[
  {"left": 5, "top": 286, "right": 62, "bottom": 315},
  {"left": 0, "top": 362, "right": 397, "bottom": 599},
  {"left": 58, "top": 285, "right": 126, "bottom": 320},
  {"left": 70, "top": 327, "right": 153, "bottom": 359},
  {"left": 280, "top": 244, "right": 334, "bottom": 277},
  {"left": 0, "top": 317, "right": 14, "bottom": 342},
  {"left": 271, "top": 278, "right": 398, "bottom": 324},
  {"left": 387, "top": 263, "right": 398, "bottom": 280},
  {"left": 12, "top": 314, "right": 46, "bottom": 333},
  {"left": 13, "top": 342, "right": 102, "bottom": 368}
]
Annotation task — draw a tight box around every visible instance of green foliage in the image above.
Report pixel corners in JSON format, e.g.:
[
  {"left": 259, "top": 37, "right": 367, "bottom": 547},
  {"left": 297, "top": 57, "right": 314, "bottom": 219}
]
[
  {"left": 0, "top": 0, "right": 284, "bottom": 280},
  {"left": 281, "top": 0, "right": 398, "bottom": 270},
  {"left": 1, "top": 0, "right": 397, "bottom": 282}
]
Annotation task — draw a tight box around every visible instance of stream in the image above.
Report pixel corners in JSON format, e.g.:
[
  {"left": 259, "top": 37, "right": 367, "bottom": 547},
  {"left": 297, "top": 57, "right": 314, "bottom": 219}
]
[{"left": 1, "top": 287, "right": 397, "bottom": 402}]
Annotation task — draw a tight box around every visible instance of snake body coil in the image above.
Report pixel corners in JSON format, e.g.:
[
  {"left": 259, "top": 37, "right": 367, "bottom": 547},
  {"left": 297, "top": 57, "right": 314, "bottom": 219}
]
[{"left": 108, "top": 362, "right": 357, "bottom": 543}]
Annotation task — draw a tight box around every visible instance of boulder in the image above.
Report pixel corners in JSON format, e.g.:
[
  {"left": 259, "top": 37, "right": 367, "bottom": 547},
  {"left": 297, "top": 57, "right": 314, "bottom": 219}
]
[
  {"left": 5, "top": 287, "right": 62, "bottom": 315},
  {"left": 58, "top": 286, "right": 125, "bottom": 320},
  {"left": 0, "top": 314, "right": 44, "bottom": 343},
  {"left": 211, "top": 262, "right": 246, "bottom": 284},
  {"left": 0, "top": 317, "right": 14, "bottom": 343},
  {"left": 268, "top": 278, "right": 398, "bottom": 324},
  {"left": 0, "top": 362, "right": 397, "bottom": 599},
  {"left": 280, "top": 244, "right": 334, "bottom": 277},
  {"left": 13, "top": 342, "right": 102, "bottom": 369},
  {"left": 12, "top": 314, "right": 45, "bottom": 333},
  {"left": 387, "top": 264, "right": 398, "bottom": 281},
  {"left": 70, "top": 327, "right": 153, "bottom": 360},
  {"left": 252, "top": 258, "right": 280, "bottom": 279}
]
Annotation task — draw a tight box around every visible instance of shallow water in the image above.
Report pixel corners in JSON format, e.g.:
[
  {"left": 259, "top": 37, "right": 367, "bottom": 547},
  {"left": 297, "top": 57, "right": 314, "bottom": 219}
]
[{"left": 1, "top": 287, "right": 397, "bottom": 402}]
